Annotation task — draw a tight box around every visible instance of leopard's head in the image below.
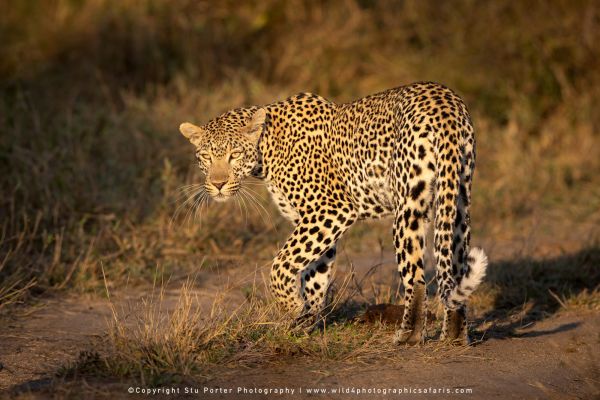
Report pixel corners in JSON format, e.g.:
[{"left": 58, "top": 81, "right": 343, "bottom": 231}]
[{"left": 179, "top": 107, "right": 265, "bottom": 202}]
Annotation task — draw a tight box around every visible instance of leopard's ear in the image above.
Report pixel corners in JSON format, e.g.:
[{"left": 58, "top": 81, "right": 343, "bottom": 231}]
[
  {"left": 179, "top": 122, "right": 204, "bottom": 145},
  {"left": 246, "top": 108, "right": 267, "bottom": 143}
]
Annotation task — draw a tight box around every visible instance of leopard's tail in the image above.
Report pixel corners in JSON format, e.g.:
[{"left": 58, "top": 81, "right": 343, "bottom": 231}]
[
  {"left": 433, "top": 92, "right": 486, "bottom": 309},
  {"left": 445, "top": 247, "right": 488, "bottom": 305}
]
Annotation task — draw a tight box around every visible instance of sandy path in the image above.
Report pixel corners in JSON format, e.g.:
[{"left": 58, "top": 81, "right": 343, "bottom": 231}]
[
  {"left": 1, "top": 242, "right": 599, "bottom": 399},
  {"left": 207, "top": 312, "right": 599, "bottom": 399}
]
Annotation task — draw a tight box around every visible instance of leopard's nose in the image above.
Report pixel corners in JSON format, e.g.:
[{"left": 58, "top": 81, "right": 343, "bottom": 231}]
[{"left": 212, "top": 181, "right": 226, "bottom": 190}]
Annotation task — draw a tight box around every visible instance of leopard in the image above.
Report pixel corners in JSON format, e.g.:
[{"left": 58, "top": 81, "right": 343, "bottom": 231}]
[{"left": 178, "top": 82, "right": 488, "bottom": 345}]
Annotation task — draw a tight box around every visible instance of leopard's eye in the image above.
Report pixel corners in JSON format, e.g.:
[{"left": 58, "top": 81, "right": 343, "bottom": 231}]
[
  {"left": 230, "top": 151, "right": 243, "bottom": 160},
  {"left": 198, "top": 152, "right": 211, "bottom": 162}
]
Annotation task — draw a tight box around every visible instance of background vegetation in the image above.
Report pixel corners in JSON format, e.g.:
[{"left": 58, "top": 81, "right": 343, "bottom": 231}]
[{"left": 1, "top": 0, "right": 599, "bottom": 310}]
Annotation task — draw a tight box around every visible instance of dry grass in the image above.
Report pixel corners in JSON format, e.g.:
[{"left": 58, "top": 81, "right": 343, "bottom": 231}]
[
  {"left": 480, "top": 246, "right": 600, "bottom": 313},
  {"left": 2, "top": 0, "right": 599, "bottom": 310},
  {"left": 1, "top": 3, "right": 599, "bottom": 389},
  {"left": 59, "top": 266, "right": 416, "bottom": 385},
  {"left": 54, "top": 242, "right": 600, "bottom": 385}
]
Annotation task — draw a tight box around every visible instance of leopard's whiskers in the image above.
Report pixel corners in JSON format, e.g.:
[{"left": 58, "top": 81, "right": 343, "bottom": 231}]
[
  {"left": 170, "top": 185, "right": 206, "bottom": 227},
  {"left": 183, "top": 190, "right": 201, "bottom": 227},
  {"left": 236, "top": 189, "right": 250, "bottom": 227},
  {"left": 239, "top": 188, "right": 264, "bottom": 225},
  {"left": 190, "top": 188, "right": 210, "bottom": 226},
  {"left": 233, "top": 193, "right": 245, "bottom": 227},
  {"left": 192, "top": 192, "right": 209, "bottom": 225},
  {"left": 171, "top": 183, "right": 203, "bottom": 202},
  {"left": 240, "top": 187, "right": 277, "bottom": 232}
]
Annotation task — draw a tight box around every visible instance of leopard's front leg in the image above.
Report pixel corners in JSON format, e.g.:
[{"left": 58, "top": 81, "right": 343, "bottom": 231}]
[
  {"left": 270, "top": 208, "right": 355, "bottom": 325},
  {"left": 299, "top": 245, "right": 337, "bottom": 323}
]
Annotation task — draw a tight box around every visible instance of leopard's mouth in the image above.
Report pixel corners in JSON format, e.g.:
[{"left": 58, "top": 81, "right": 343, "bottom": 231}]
[
  {"left": 211, "top": 193, "right": 229, "bottom": 202},
  {"left": 205, "top": 181, "right": 241, "bottom": 202},
  {"left": 209, "top": 188, "right": 240, "bottom": 202}
]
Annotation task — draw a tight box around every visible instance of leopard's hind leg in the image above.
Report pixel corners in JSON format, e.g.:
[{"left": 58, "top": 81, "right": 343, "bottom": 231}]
[
  {"left": 436, "top": 118, "right": 480, "bottom": 345},
  {"left": 392, "top": 153, "right": 435, "bottom": 345}
]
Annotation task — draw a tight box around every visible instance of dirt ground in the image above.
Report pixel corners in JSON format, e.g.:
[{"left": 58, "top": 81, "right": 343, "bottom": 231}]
[
  {"left": 3, "top": 1, "right": 600, "bottom": 398},
  {"left": 1, "top": 236, "right": 599, "bottom": 400}
]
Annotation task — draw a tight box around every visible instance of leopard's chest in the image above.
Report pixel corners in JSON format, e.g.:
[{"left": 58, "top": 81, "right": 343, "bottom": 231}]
[{"left": 266, "top": 183, "right": 299, "bottom": 223}]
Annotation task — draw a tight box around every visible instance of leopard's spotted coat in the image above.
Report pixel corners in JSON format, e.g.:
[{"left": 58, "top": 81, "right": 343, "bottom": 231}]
[{"left": 179, "top": 82, "right": 488, "bottom": 345}]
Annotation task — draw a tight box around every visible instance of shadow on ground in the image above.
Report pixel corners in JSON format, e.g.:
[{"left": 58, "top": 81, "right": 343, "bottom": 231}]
[
  {"left": 327, "top": 246, "right": 599, "bottom": 342},
  {"left": 474, "top": 245, "right": 599, "bottom": 340}
]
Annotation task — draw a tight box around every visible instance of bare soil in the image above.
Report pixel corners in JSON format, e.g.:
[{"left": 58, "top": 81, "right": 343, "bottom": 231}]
[{"left": 1, "top": 241, "right": 599, "bottom": 399}]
